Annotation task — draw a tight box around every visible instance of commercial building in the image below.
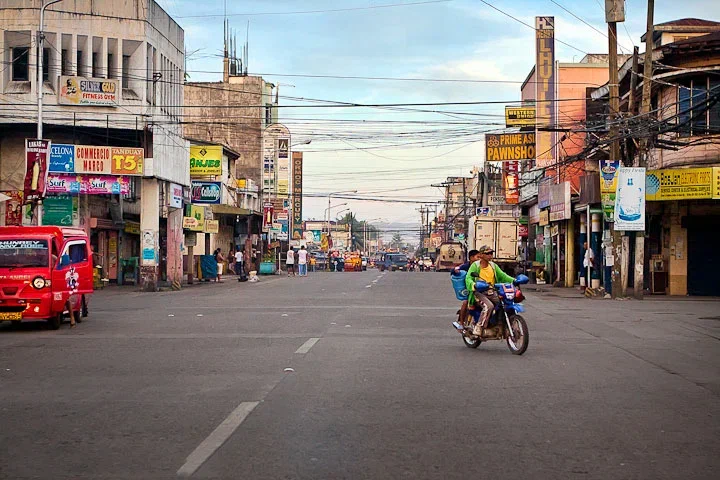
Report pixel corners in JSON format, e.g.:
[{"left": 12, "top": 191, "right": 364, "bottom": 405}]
[
  {"left": 0, "top": 0, "right": 188, "bottom": 290},
  {"left": 592, "top": 19, "right": 720, "bottom": 296}
]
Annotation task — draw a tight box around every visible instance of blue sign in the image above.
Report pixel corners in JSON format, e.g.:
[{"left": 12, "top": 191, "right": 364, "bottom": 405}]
[
  {"left": 49, "top": 144, "right": 75, "bottom": 173},
  {"left": 190, "top": 181, "right": 222, "bottom": 204},
  {"left": 142, "top": 248, "right": 155, "bottom": 261}
]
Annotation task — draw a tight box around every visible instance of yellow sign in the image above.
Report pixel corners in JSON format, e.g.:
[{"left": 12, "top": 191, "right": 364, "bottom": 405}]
[
  {"left": 539, "top": 209, "right": 549, "bottom": 226},
  {"left": 124, "top": 221, "right": 141, "bottom": 235},
  {"left": 485, "top": 133, "right": 536, "bottom": 162},
  {"left": 505, "top": 106, "right": 536, "bottom": 127},
  {"left": 277, "top": 179, "right": 289, "bottom": 195},
  {"left": 190, "top": 145, "right": 222, "bottom": 177},
  {"left": 646, "top": 167, "right": 720, "bottom": 201},
  {"left": 183, "top": 205, "right": 205, "bottom": 231},
  {"left": 111, "top": 147, "right": 144, "bottom": 175},
  {"left": 236, "top": 179, "right": 247, "bottom": 189},
  {"left": 204, "top": 220, "right": 219, "bottom": 234}
]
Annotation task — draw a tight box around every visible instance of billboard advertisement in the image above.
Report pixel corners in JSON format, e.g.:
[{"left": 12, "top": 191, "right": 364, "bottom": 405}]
[
  {"left": 645, "top": 167, "right": 719, "bottom": 201},
  {"left": 292, "top": 152, "right": 303, "bottom": 240},
  {"left": 190, "top": 181, "right": 222, "bottom": 204},
  {"left": 485, "top": 133, "right": 536, "bottom": 162},
  {"left": 46, "top": 174, "right": 131, "bottom": 195},
  {"left": 58, "top": 76, "right": 119, "bottom": 107},
  {"left": 504, "top": 161, "right": 520, "bottom": 204},
  {"left": 49, "top": 144, "right": 75, "bottom": 173},
  {"left": 535, "top": 16, "right": 556, "bottom": 169}
]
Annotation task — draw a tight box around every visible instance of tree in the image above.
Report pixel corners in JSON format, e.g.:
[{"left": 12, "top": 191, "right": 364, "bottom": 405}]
[{"left": 391, "top": 232, "right": 403, "bottom": 248}]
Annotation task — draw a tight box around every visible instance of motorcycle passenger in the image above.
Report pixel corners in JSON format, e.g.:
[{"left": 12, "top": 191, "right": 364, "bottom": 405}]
[
  {"left": 452, "top": 249, "right": 480, "bottom": 331},
  {"left": 465, "top": 245, "right": 515, "bottom": 336}
]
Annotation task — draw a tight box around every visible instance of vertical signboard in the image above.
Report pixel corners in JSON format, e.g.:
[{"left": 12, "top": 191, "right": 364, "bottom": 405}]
[
  {"left": 292, "top": 152, "right": 303, "bottom": 240},
  {"left": 24, "top": 139, "right": 51, "bottom": 202},
  {"left": 549, "top": 181, "right": 571, "bottom": 221},
  {"left": 614, "top": 167, "right": 646, "bottom": 231},
  {"left": 49, "top": 144, "right": 75, "bottom": 173},
  {"left": 262, "top": 203, "right": 273, "bottom": 232},
  {"left": 535, "top": 16, "right": 555, "bottom": 169},
  {"left": 599, "top": 159, "right": 620, "bottom": 221},
  {"left": 504, "top": 161, "right": 519, "bottom": 204}
]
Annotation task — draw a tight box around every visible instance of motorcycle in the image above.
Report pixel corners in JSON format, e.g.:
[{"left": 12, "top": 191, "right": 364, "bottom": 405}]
[{"left": 452, "top": 274, "right": 530, "bottom": 355}]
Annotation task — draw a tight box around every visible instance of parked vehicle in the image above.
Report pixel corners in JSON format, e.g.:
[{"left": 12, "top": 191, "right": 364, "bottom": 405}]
[
  {"left": 451, "top": 273, "right": 530, "bottom": 355},
  {"left": 361, "top": 256, "right": 368, "bottom": 271},
  {"left": 435, "top": 242, "right": 465, "bottom": 272},
  {"left": 467, "top": 215, "right": 520, "bottom": 272},
  {"left": 0, "top": 226, "right": 93, "bottom": 330},
  {"left": 312, "top": 252, "right": 328, "bottom": 271},
  {"left": 378, "top": 253, "right": 409, "bottom": 271}
]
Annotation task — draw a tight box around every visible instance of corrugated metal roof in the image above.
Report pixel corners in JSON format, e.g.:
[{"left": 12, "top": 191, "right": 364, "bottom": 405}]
[{"left": 654, "top": 18, "right": 720, "bottom": 28}]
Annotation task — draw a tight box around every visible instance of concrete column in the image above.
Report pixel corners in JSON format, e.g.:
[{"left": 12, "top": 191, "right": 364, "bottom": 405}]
[
  {"left": 53, "top": 33, "right": 62, "bottom": 83},
  {"left": 98, "top": 37, "right": 108, "bottom": 78},
  {"left": 140, "top": 178, "right": 160, "bottom": 291},
  {"left": 565, "top": 219, "right": 575, "bottom": 288},
  {"left": 29, "top": 29, "right": 37, "bottom": 96},
  {"left": 166, "top": 206, "right": 184, "bottom": 287},
  {"left": 579, "top": 214, "right": 587, "bottom": 287},
  {"left": 591, "top": 213, "right": 602, "bottom": 289},
  {"left": 69, "top": 34, "right": 77, "bottom": 75}
]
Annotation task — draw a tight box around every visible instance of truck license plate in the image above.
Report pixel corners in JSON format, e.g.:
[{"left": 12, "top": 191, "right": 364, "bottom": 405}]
[{"left": 0, "top": 312, "right": 22, "bottom": 321}]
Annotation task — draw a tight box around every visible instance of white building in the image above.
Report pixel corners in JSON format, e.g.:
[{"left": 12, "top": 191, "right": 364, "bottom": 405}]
[{"left": 0, "top": 0, "right": 188, "bottom": 290}]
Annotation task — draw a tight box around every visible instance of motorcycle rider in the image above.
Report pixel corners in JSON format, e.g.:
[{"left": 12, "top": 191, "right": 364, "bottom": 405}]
[
  {"left": 452, "top": 249, "right": 480, "bottom": 331},
  {"left": 465, "top": 245, "right": 515, "bottom": 336}
]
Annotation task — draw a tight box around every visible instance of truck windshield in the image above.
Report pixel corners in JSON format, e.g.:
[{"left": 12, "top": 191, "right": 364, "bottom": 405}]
[
  {"left": 0, "top": 239, "right": 50, "bottom": 268},
  {"left": 390, "top": 255, "right": 408, "bottom": 263}
]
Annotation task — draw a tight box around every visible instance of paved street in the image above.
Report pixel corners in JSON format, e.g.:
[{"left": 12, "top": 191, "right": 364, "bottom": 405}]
[{"left": 1, "top": 271, "right": 719, "bottom": 480}]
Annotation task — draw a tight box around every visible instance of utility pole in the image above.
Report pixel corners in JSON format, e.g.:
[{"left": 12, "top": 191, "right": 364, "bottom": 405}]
[
  {"left": 633, "top": 0, "right": 654, "bottom": 299},
  {"left": 606, "top": 0, "right": 625, "bottom": 298},
  {"left": 461, "top": 177, "right": 468, "bottom": 240}
]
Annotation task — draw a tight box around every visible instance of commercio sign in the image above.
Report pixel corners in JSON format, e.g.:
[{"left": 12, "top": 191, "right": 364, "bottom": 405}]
[{"left": 190, "top": 181, "right": 221, "bottom": 204}]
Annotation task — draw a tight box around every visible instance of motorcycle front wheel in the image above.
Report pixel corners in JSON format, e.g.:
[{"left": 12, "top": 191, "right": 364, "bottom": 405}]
[
  {"left": 462, "top": 334, "right": 481, "bottom": 349},
  {"left": 506, "top": 314, "right": 529, "bottom": 355}
]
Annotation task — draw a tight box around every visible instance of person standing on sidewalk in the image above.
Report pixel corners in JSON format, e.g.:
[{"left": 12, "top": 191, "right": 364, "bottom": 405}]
[
  {"left": 286, "top": 248, "right": 296, "bottom": 276},
  {"left": 213, "top": 248, "right": 225, "bottom": 282},
  {"left": 234, "top": 248, "right": 244, "bottom": 277},
  {"left": 297, "top": 246, "right": 309, "bottom": 276},
  {"left": 583, "top": 241, "right": 595, "bottom": 289}
]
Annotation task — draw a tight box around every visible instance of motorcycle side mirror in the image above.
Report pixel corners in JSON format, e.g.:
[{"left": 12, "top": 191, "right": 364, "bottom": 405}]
[{"left": 514, "top": 274, "right": 530, "bottom": 285}]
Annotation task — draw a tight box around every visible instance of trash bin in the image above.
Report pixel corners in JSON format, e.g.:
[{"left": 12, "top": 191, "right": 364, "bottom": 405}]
[{"left": 119, "top": 257, "right": 139, "bottom": 286}]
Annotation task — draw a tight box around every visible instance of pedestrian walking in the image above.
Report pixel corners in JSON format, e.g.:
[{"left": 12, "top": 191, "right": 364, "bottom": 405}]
[
  {"left": 286, "top": 248, "right": 296, "bottom": 276},
  {"left": 213, "top": 248, "right": 225, "bottom": 282},
  {"left": 310, "top": 255, "right": 317, "bottom": 272},
  {"left": 297, "top": 246, "right": 309, "bottom": 276}
]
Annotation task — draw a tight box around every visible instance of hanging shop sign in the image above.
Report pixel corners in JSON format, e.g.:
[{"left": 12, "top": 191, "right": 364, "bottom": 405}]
[
  {"left": 74, "top": 146, "right": 111, "bottom": 174},
  {"left": 49, "top": 144, "right": 75, "bottom": 173},
  {"left": 645, "top": 167, "right": 720, "bottom": 201},
  {"left": 190, "top": 145, "right": 223, "bottom": 177},
  {"left": 190, "top": 181, "right": 221, "bottom": 204},
  {"left": 58, "top": 76, "right": 118, "bottom": 107},
  {"left": 183, "top": 205, "right": 205, "bottom": 232},
  {"left": 549, "top": 181, "right": 571, "bottom": 222},
  {"left": 539, "top": 209, "right": 549, "bottom": 226},
  {"left": 485, "top": 133, "right": 536, "bottom": 162},
  {"left": 204, "top": 220, "right": 219, "bottom": 234},
  {"left": 487, "top": 195, "right": 505, "bottom": 206},
  {"left": 614, "top": 167, "right": 646, "bottom": 231},
  {"left": 535, "top": 16, "right": 556, "bottom": 169},
  {"left": 24, "top": 139, "right": 51, "bottom": 202},
  {"left": 124, "top": 221, "right": 141, "bottom": 235},
  {"left": 519, "top": 170, "right": 541, "bottom": 203},
  {"left": 278, "top": 138, "right": 289, "bottom": 159},
  {"left": 292, "top": 152, "right": 303, "bottom": 240},
  {"left": 262, "top": 204, "right": 273, "bottom": 232},
  {"left": 538, "top": 177, "right": 552, "bottom": 209},
  {"left": 46, "top": 174, "right": 131, "bottom": 195},
  {"left": 42, "top": 195, "right": 76, "bottom": 226},
  {"left": 3, "top": 191, "right": 24, "bottom": 226},
  {"left": 505, "top": 106, "right": 536, "bottom": 127},
  {"left": 111, "top": 147, "right": 144, "bottom": 176},
  {"left": 529, "top": 204, "right": 540, "bottom": 224},
  {"left": 169, "top": 182, "right": 184, "bottom": 209}
]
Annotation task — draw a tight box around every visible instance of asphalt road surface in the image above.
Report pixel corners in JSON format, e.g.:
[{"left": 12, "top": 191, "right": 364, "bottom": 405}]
[{"left": 1, "top": 270, "right": 719, "bottom": 480}]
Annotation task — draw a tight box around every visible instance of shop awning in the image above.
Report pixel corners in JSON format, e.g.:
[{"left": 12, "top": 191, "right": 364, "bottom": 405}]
[{"left": 211, "top": 204, "right": 254, "bottom": 216}]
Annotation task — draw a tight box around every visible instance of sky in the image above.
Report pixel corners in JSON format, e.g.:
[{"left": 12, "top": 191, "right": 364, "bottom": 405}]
[{"left": 157, "top": 0, "right": 720, "bottom": 240}]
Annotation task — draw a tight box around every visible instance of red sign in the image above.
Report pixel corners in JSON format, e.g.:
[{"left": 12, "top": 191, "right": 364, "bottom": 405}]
[
  {"left": 518, "top": 225, "right": 529, "bottom": 237},
  {"left": 3, "top": 191, "right": 24, "bottom": 225},
  {"left": 262, "top": 204, "right": 273, "bottom": 232},
  {"left": 504, "top": 161, "right": 519, "bottom": 204},
  {"left": 24, "top": 139, "right": 51, "bottom": 202}
]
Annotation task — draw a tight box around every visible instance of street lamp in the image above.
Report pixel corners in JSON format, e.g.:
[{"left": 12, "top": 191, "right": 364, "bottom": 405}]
[
  {"left": 325, "top": 190, "right": 356, "bottom": 241},
  {"left": 291, "top": 139, "right": 312, "bottom": 147},
  {"left": 363, "top": 218, "right": 386, "bottom": 255}
]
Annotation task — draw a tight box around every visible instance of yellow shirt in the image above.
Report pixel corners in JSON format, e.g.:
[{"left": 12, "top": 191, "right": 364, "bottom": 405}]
[{"left": 479, "top": 263, "right": 496, "bottom": 285}]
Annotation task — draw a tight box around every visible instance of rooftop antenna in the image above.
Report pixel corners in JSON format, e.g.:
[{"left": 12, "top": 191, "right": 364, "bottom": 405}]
[{"left": 245, "top": 20, "right": 250, "bottom": 75}]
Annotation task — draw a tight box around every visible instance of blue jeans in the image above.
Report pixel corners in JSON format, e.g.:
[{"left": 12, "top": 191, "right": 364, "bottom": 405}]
[{"left": 298, "top": 264, "right": 307, "bottom": 276}]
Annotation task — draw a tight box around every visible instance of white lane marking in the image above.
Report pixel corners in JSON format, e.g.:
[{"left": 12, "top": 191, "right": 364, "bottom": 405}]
[
  {"left": 365, "top": 285, "right": 372, "bottom": 288},
  {"left": 295, "top": 337, "right": 320, "bottom": 354},
  {"left": 372, "top": 280, "right": 378, "bottom": 284},
  {"left": 177, "top": 401, "right": 259, "bottom": 478}
]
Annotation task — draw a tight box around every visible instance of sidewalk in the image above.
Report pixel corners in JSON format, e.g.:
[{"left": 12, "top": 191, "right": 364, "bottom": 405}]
[{"left": 523, "top": 283, "right": 720, "bottom": 302}]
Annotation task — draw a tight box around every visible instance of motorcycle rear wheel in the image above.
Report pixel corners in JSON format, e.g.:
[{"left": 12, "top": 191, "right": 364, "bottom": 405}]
[{"left": 506, "top": 314, "right": 529, "bottom": 355}]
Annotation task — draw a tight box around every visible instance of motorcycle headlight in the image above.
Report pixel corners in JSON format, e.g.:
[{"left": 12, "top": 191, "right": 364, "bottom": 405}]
[{"left": 32, "top": 276, "right": 46, "bottom": 289}]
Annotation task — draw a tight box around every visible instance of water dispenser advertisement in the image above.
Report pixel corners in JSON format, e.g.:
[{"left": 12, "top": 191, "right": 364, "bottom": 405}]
[{"left": 614, "top": 167, "right": 646, "bottom": 231}]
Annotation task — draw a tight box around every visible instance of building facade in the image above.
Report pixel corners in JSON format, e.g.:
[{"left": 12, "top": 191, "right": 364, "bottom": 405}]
[{"left": 0, "top": 0, "right": 189, "bottom": 290}]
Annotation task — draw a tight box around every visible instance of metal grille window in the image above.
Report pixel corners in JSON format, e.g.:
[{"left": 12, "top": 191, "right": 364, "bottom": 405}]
[{"left": 678, "top": 77, "right": 720, "bottom": 137}]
